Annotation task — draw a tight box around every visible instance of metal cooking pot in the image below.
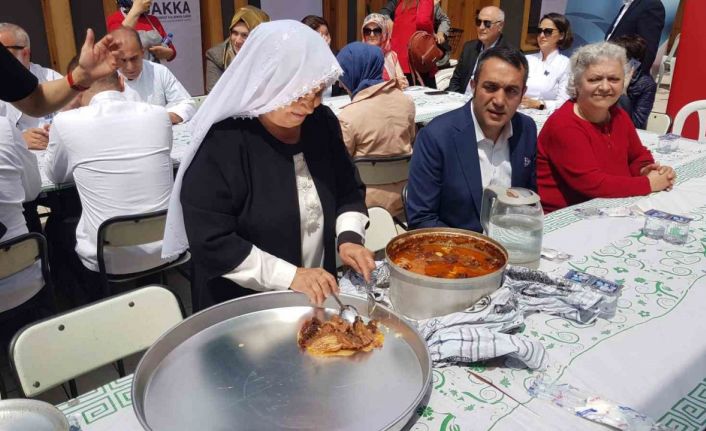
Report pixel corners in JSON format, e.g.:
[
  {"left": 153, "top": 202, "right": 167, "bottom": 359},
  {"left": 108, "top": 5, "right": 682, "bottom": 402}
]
[{"left": 385, "top": 227, "right": 508, "bottom": 320}]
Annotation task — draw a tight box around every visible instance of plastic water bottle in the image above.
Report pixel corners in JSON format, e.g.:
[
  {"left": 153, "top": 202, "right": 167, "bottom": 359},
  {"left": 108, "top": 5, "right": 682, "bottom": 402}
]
[
  {"left": 161, "top": 32, "right": 173, "bottom": 47},
  {"left": 68, "top": 414, "right": 82, "bottom": 430}
]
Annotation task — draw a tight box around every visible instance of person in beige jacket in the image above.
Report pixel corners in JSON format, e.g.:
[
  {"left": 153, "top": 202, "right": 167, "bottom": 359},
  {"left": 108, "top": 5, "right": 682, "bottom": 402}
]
[{"left": 336, "top": 42, "right": 415, "bottom": 217}]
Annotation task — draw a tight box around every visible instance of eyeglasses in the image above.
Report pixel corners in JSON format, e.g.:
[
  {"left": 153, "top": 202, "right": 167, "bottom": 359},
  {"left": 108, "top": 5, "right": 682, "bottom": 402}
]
[
  {"left": 363, "top": 27, "right": 383, "bottom": 36},
  {"left": 3, "top": 45, "right": 26, "bottom": 51},
  {"left": 537, "top": 27, "right": 556, "bottom": 37},
  {"left": 475, "top": 18, "right": 502, "bottom": 29}
]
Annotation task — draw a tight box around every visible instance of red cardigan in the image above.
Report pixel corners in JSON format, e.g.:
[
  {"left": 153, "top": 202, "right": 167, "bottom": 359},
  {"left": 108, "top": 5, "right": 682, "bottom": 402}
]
[
  {"left": 537, "top": 101, "right": 654, "bottom": 213},
  {"left": 389, "top": 0, "right": 434, "bottom": 74},
  {"left": 106, "top": 11, "right": 176, "bottom": 60}
]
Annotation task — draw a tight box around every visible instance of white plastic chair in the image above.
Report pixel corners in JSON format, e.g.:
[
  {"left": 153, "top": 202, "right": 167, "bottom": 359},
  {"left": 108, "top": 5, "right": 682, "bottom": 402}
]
[
  {"left": 656, "top": 34, "right": 679, "bottom": 90},
  {"left": 10, "top": 285, "right": 183, "bottom": 398},
  {"left": 365, "top": 207, "right": 398, "bottom": 253},
  {"left": 354, "top": 155, "right": 411, "bottom": 186},
  {"left": 672, "top": 100, "right": 706, "bottom": 141},
  {"left": 645, "top": 112, "right": 671, "bottom": 134}
]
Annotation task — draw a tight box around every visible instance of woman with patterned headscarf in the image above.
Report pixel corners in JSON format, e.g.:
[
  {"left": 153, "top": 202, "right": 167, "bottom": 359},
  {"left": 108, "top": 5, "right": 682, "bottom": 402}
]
[
  {"left": 164, "top": 21, "right": 374, "bottom": 309},
  {"left": 361, "top": 13, "right": 409, "bottom": 89},
  {"left": 204, "top": 6, "right": 269, "bottom": 93}
]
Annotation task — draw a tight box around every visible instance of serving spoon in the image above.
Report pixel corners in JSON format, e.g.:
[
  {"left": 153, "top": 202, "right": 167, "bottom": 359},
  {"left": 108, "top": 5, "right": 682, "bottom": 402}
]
[{"left": 330, "top": 292, "right": 359, "bottom": 323}]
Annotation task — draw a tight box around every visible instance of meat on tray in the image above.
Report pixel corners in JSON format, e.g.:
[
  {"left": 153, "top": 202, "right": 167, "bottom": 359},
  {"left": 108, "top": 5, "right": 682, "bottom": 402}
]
[{"left": 297, "top": 315, "right": 384, "bottom": 357}]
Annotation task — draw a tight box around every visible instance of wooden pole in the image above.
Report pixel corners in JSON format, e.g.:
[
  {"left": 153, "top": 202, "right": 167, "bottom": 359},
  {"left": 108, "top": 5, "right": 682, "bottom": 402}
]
[
  {"left": 102, "top": 0, "right": 118, "bottom": 18},
  {"left": 235, "top": 0, "right": 248, "bottom": 9},
  {"left": 201, "top": 0, "right": 224, "bottom": 53},
  {"left": 41, "top": 0, "right": 77, "bottom": 74}
]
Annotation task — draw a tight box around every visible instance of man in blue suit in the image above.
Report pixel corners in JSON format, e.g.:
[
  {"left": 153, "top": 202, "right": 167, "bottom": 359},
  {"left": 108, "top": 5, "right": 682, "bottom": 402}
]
[{"left": 407, "top": 46, "right": 537, "bottom": 232}]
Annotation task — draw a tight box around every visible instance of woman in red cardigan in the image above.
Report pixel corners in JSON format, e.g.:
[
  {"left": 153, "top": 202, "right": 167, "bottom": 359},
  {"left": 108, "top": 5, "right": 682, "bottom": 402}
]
[
  {"left": 537, "top": 42, "right": 675, "bottom": 213},
  {"left": 380, "top": 0, "right": 435, "bottom": 87}
]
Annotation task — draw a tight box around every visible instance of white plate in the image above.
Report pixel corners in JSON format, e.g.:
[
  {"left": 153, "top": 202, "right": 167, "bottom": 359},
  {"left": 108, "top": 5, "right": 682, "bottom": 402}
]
[{"left": 0, "top": 399, "right": 68, "bottom": 431}]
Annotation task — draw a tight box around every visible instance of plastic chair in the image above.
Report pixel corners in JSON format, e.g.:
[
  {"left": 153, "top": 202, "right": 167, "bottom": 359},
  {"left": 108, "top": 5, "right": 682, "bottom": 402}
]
[
  {"left": 10, "top": 285, "right": 183, "bottom": 398},
  {"left": 0, "top": 232, "right": 56, "bottom": 317},
  {"left": 672, "top": 100, "right": 706, "bottom": 141},
  {"left": 353, "top": 155, "right": 411, "bottom": 186},
  {"left": 645, "top": 112, "right": 671, "bottom": 134},
  {"left": 96, "top": 209, "right": 191, "bottom": 298},
  {"left": 365, "top": 207, "right": 398, "bottom": 253},
  {"left": 656, "top": 34, "right": 679, "bottom": 90}
]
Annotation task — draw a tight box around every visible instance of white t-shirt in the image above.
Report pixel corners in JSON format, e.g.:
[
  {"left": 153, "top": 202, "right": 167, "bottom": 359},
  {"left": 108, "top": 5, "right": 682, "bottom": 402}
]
[
  {"left": 121, "top": 60, "right": 196, "bottom": 123},
  {"left": 43, "top": 91, "right": 174, "bottom": 274},
  {"left": 0, "top": 117, "right": 43, "bottom": 312},
  {"left": 0, "top": 63, "right": 63, "bottom": 131}
]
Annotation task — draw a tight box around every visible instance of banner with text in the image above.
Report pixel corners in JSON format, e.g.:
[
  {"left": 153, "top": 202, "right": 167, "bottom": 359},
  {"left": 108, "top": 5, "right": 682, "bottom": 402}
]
[{"left": 151, "top": 0, "right": 204, "bottom": 96}]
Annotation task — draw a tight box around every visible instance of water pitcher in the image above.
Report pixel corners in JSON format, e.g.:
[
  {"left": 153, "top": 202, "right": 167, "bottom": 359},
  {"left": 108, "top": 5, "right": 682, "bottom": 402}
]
[{"left": 480, "top": 186, "right": 543, "bottom": 266}]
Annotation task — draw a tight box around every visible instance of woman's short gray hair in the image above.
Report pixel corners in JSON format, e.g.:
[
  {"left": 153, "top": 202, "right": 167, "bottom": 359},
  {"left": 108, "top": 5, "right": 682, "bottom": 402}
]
[{"left": 567, "top": 42, "right": 628, "bottom": 99}]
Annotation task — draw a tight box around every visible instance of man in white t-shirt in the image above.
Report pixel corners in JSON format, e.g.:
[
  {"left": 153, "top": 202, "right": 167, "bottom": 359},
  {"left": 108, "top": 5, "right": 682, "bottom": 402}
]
[
  {"left": 43, "top": 71, "right": 174, "bottom": 280},
  {"left": 111, "top": 26, "right": 195, "bottom": 124},
  {"left": 0, "top": 23, "right": 63, "bottom": 150},
  {"left": 0, "top": 116, "right": 43, "bottom": 312}
]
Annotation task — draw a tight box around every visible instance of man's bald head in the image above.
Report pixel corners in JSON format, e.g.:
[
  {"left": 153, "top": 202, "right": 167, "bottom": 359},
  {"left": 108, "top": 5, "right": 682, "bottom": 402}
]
[{"left": 111, "top": 26, "right": 144, "bottom": 80}]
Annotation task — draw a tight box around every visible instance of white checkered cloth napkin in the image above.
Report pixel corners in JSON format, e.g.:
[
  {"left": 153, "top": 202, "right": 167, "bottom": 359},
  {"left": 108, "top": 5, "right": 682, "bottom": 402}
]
[{"left": 339, "top": 264, "right": 612, "bottom": 370}]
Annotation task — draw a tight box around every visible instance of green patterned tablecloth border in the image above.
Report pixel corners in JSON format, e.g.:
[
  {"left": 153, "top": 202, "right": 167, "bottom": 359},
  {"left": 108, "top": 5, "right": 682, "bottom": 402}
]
[
  {"left": 658, "top": 377, "right": 706, "bottom": 431},
  {"left": 56, "top": 374, "right": 132, "bottom": 424},
  {"left": 544, "top": 155, "right": 706, "bottom": 234}
]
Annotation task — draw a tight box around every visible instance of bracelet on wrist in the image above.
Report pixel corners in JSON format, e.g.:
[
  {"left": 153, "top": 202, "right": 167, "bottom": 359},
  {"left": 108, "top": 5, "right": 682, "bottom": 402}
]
[{"left": 67, "top": 69, "right": 90, "bottom": 92}]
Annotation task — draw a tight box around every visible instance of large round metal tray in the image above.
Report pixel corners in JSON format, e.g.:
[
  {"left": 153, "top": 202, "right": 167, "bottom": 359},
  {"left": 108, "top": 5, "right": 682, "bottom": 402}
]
[{"left": 133, "top": 291, "right": 431, "bottom": 430}]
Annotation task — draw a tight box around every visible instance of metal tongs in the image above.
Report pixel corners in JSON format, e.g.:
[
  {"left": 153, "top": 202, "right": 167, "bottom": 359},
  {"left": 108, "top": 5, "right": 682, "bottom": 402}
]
[{"left": 330, "top": 292, "right": 359, "bottom": 323}]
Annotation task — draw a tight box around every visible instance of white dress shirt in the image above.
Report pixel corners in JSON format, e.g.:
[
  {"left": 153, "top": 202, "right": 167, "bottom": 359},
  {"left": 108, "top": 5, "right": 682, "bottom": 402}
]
[
  {"left": 222, "top": 154, "right": 368, "bottom": 291},
  {"left": 524, "top": 50, "right": 570, "bottom": 111},
  {"left": 43, "top": 91, "right": 174, "bottom": 274},
  {"left": 607, "top": 0, "right": 635, "bottom": 40},
  {"left": 0, "top": 63, "right": 63, "bottom": 131},
  {"left": 0, "top": 117, "right": 43, "bottom": 313},
  {"left": 121, "top": 60, "right": 196, "bottom": 123},
  {"left": 471, "top": 104, "right": 513, "bottom": 189}
]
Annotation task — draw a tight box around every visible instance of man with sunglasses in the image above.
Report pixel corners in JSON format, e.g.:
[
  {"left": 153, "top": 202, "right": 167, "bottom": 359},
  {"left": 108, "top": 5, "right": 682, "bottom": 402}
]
[
  {"left": 0, "top": 23, "right": 63, "bottom": 151},
  {"left": 448, "top": 6, "right": 509, "bottom": 94}
]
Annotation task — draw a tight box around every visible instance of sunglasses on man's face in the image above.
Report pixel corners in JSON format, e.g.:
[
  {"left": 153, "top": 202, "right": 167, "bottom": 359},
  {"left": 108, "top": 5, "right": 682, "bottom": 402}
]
[
  {"left": 475, "top": 18, "right": 501, "bottom": 29},
  {"left": 363, "top": 27, "right": 383, "bottom": 36},
  {"left": 537, "top": 27, "right": 556, "bottom": 37}
]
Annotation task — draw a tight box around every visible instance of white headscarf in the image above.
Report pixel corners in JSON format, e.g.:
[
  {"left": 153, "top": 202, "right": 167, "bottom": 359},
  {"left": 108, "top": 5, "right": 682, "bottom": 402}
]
[{"left": 162, "top": 20, "right": 343, "bottom": 259}]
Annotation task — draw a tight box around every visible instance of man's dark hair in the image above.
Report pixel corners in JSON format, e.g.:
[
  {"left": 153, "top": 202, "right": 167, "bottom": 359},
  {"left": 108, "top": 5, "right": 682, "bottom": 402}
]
[
  {"left": 612, "top": 34, "right": 647, "bottom": 63},
  {"left": 473, "top": 46, "right": 529, "bottom": 86},
  {"left": 301, "top": 15, "right": 329, "bottom": 32},
  {"left": 540, "top": 12, "right": 574, "bottom": 50}
]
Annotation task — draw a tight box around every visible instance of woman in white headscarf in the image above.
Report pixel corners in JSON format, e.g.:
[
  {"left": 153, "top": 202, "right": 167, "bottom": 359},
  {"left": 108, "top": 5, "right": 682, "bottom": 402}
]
[{"left": 162, "top": 20, "right": 375, "bottom": 310}]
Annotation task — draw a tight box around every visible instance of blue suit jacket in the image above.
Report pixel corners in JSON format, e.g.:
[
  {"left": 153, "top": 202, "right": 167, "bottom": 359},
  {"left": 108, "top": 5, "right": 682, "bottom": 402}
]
[{"left": 406, "top": 101, "right": 537, "bottom": 232}]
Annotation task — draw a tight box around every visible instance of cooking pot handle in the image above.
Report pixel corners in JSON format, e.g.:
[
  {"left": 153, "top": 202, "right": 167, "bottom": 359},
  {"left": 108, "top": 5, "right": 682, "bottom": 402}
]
[{"left": 481, "top": 185, "right": 502, "bottom": 233}]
